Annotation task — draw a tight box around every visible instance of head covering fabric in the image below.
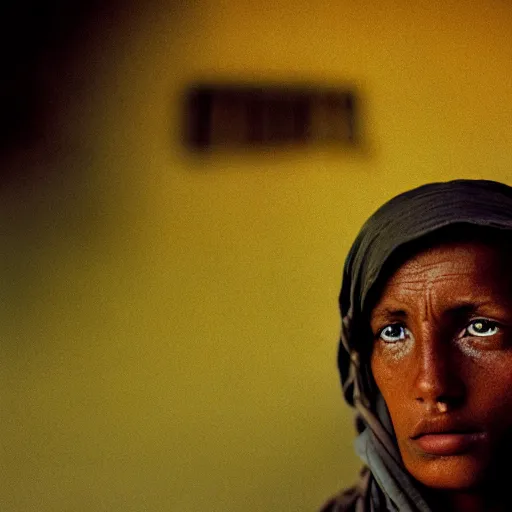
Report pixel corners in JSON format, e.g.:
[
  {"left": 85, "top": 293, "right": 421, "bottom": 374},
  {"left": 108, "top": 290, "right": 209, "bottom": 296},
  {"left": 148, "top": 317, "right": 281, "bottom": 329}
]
[{"left": 330, "top": 179, "right": 512, "bottom": 512}]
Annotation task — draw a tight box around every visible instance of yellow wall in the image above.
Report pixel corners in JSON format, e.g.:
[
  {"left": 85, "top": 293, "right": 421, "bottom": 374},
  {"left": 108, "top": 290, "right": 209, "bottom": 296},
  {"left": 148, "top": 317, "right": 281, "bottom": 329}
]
[{"left": 2, "top": 1, "right": 512, "bottom": 510}]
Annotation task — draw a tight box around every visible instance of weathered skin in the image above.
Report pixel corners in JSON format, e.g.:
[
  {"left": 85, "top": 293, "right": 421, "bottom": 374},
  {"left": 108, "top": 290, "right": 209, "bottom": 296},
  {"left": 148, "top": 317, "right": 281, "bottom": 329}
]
[{"left": 370, "top": 241, "right": 512, "bottom": 511}]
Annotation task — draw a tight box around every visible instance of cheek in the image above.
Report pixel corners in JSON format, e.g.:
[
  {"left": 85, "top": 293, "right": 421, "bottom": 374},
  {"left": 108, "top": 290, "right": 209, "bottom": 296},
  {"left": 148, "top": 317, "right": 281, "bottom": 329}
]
[
  {"left": 469, "top": 356, "right": 512, "bottom": 426},
  {"left": 371, "top": 347, "right": 410, "bottom": 395},
  {"left": 370, "top": 355, "right": 410, "bottom": 427}
]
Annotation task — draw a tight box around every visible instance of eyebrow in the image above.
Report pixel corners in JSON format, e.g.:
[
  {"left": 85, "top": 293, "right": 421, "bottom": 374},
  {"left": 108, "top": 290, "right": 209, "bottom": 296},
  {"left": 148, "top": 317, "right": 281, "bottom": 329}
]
[
  {"left": 370, "top": 301, "right": 495, "bottom": 325},
  {"left": 370, "top": 308, "right": 408, "bottom": 324}
]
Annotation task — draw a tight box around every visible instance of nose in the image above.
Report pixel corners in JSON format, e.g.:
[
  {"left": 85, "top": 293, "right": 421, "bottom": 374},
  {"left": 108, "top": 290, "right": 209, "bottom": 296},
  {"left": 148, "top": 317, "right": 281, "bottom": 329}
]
[{"left": 413, "top": 334, "right": 466, "bottom": 410}]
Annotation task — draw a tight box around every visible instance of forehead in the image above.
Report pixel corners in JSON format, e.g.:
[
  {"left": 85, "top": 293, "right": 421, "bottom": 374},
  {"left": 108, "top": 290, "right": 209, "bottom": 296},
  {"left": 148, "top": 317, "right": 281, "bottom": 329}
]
[{"left": 373, "top": 241, "right": 509, "bottom": 307}]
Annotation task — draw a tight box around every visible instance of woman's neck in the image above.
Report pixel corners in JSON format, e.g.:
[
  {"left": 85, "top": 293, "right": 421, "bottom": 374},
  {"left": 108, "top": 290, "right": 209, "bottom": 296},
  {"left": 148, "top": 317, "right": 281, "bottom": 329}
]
[
  {"left": 450, "top": 493, "right": 505, "bottom": 512},
  {"left": 430, "top": 487, "right": 510, "bottom": 512}
]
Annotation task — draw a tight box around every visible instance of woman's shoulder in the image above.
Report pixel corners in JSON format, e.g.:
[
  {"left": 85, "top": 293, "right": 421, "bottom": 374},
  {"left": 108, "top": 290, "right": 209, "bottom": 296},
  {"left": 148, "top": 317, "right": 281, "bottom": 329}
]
[
  {"left": 319, "top": 486, "right": 362, "bottom": 512},
  {"left": 319, "top": 467, "right": 371, "bottom": 512}
]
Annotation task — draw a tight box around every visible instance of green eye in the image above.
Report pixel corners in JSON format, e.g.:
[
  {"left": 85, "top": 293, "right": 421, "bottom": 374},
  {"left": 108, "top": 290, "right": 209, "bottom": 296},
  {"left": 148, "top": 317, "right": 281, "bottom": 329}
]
[
  {"left": 379, "top": 324, "right": 409, "bottom": 343},
  {"left": 466, "top": 319, "right": 499, "bottom": 337}
]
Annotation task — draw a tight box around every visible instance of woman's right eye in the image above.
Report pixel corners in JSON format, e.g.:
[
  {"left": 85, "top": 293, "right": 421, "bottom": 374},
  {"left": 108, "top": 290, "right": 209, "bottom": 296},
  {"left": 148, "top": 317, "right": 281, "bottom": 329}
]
[{"left": 378, "top": 324, "right": 410, "bottom": 343}]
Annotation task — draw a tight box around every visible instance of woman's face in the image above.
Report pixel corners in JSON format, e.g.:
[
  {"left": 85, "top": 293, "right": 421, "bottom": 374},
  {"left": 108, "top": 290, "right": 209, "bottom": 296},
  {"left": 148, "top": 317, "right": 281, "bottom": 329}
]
[{"left": 370, "top": 240, "right": 512, "bottom": 490}]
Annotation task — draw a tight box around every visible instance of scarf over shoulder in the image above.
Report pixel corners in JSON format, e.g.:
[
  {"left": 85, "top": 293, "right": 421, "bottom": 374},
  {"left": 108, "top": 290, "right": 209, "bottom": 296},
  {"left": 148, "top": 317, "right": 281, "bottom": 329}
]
[{"left": 324, "top": 179, "right": 512, "bottom": 511}]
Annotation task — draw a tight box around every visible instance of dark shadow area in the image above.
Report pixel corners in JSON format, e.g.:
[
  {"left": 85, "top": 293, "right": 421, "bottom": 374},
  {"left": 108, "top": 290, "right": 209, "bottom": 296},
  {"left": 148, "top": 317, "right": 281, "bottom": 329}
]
[{"left": 0, "top": 1, "right": 109, "bottom": 163}]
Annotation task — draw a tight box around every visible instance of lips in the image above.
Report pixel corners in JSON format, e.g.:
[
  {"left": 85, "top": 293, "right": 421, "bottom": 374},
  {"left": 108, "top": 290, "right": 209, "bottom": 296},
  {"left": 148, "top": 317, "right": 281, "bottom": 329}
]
[
  {"left": 410, "top": 418, "right": 485, "bottom": 456},
  {"left": 413, "top": 432, "right": 485, "bottom": 455}
]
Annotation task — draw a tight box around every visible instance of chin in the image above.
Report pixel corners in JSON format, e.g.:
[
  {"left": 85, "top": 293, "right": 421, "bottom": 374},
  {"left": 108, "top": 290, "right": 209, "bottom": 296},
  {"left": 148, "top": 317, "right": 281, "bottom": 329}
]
[{"left": 404, "top": 454, "right": 489, "bottom": 490}]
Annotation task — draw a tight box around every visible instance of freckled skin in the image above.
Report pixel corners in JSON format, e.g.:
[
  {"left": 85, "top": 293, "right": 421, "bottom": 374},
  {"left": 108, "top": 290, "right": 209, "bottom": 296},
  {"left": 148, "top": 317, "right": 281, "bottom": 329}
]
[{"left": 370, "top": 241, "right": 512, "bottom": 503}]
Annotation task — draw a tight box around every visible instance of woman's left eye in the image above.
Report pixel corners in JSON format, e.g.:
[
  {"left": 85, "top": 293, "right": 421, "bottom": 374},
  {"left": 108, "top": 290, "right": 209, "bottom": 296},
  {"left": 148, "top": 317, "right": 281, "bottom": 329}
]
[{"left": 464, "top": 319, "right": 499, "bottom": 337}]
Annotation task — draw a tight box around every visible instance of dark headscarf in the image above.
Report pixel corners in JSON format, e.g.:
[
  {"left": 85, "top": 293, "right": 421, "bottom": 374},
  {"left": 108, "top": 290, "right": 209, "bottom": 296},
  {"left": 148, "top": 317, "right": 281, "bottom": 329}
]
[{"left": 323, "top": 179, "right": 512, "bottom": 512}]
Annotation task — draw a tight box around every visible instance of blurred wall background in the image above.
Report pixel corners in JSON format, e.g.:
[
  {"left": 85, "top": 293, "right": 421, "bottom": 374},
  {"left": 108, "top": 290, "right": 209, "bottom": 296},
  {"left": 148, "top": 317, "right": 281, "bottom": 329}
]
[{"left": 1, "top": 1, "right": 512, "bottom": 510}]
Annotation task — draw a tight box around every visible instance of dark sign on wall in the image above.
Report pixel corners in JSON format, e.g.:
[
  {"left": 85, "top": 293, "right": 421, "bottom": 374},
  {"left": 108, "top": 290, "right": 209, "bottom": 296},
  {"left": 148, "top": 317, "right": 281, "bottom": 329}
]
[{"left": 184, "top": 84, "right": 357, "bottom": 150}]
